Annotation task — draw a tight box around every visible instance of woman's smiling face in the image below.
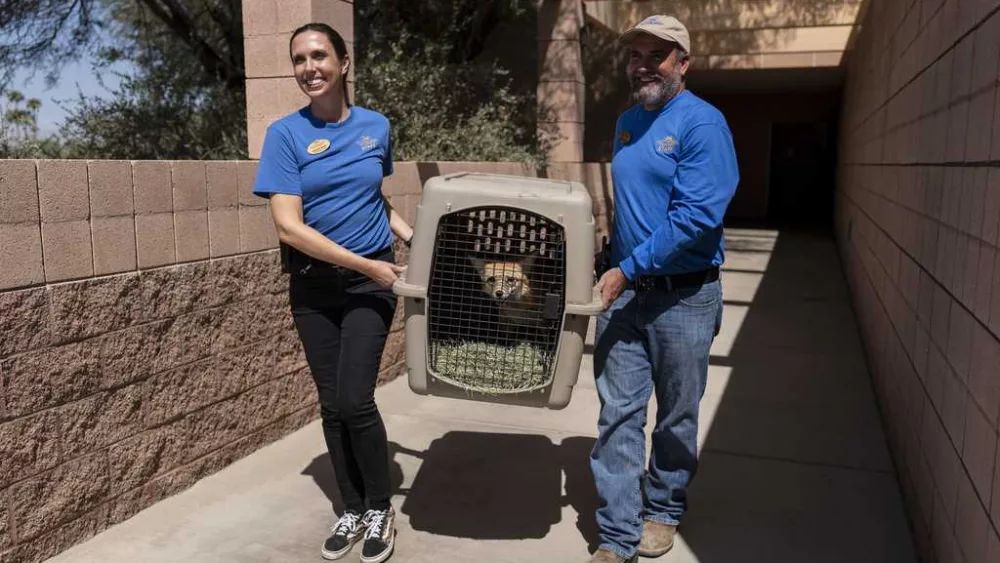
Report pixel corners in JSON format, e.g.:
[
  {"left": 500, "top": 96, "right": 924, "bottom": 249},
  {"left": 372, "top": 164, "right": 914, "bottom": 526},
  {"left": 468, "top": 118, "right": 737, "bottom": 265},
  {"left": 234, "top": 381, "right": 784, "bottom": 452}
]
[{"left": 290, "top": 30, "right": 349, "bottom": 100}]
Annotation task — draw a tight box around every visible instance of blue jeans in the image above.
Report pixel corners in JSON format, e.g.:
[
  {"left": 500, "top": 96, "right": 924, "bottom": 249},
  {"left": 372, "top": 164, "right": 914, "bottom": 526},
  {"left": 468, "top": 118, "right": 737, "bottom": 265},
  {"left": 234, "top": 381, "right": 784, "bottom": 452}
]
[{"left": 590, "top": 280, "right": 723, "bottom": 558}]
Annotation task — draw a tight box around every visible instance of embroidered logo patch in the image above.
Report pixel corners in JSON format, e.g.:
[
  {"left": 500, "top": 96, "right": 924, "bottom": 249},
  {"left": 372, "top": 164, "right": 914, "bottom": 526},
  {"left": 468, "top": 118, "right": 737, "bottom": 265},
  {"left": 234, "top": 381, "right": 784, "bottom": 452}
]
[
  {"left": 640, "top": 16, "right": 665, "bottom": 25},
  {"left": 306, "top": 139, "right": 330, "bottom": 155},
  {"left": 359, "top": 136, "right": 378, "bottom": 151},
  {"left": 656, "top": 135, "right": 678, "bottom": 153},
  {"left": 619, "top": 130, "right": 632, "bottom": 145}
]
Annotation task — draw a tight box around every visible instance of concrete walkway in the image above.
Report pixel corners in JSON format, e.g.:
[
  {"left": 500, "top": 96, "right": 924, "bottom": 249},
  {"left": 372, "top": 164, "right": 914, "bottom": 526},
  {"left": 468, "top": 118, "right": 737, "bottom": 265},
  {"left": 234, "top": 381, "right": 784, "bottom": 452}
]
[{"left": 45, "top": 229, "right": 917, "bottom": 563}]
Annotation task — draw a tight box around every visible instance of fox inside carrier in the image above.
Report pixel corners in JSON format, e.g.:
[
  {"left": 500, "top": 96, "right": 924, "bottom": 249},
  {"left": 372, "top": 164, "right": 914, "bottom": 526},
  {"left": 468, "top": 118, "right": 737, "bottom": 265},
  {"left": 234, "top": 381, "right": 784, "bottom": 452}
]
[{"left": 392, "top": 172, "right": 603, "bottom": 409}]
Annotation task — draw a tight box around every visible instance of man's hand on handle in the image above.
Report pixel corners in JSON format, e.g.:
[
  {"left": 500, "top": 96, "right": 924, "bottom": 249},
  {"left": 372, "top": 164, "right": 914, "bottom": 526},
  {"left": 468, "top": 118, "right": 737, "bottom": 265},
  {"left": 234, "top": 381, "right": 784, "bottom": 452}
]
[{"left": 595, "top": 267, "right": 628, "bottom": 310}]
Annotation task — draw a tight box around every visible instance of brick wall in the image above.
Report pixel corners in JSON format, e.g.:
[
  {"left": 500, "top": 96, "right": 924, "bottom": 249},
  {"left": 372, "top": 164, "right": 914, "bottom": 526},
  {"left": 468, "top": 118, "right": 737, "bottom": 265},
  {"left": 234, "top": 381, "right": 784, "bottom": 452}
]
[
  {"left": 0, "top": 158, "right": 611, "bottom": 562},
  {"left": 835, "top": 1, "right": 1000, "bottom": 562},
  {"left": 0, "top": 158, "right": 400, "bottom": 563}
]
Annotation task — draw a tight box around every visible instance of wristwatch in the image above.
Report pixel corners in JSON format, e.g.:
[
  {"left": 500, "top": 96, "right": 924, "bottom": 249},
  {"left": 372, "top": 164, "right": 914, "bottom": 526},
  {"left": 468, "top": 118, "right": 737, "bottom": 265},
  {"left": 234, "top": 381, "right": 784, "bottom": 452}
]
[{"left": 403, "top": 236, "right": 412, "bottom": 248}]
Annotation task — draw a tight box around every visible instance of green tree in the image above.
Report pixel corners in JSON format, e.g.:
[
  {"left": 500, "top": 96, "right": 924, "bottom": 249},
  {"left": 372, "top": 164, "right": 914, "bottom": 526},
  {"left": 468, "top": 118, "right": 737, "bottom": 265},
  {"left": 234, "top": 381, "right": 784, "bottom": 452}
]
[
  {"left": 354, "top": 0, "right": 553, "bottom": 166},
  {"left": 0, "top": 87, "right": 66, "bottom": 157},
  {"left": 1, "top": 0, "right": 245, "bottom": 93},
  {"left": 1, "top": 0, "right": 247, "bottom": 159},
  {"left": 2, "top": 0, "right": 550, "bottom": 162}
]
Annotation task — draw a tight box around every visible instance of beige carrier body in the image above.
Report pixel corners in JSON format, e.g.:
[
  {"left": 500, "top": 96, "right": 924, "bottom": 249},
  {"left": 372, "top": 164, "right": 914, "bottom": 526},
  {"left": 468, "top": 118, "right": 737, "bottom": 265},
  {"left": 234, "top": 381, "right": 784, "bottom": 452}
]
[{"left": 393, "top": 172, "right": 604, "bottom": 409}]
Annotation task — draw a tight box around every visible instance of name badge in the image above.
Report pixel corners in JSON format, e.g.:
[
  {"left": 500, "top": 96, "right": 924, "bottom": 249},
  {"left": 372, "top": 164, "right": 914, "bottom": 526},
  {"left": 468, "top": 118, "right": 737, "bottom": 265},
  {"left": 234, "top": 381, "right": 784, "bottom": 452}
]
[{"left": 307, "top": 139, "right": 331, "bottom": 155}]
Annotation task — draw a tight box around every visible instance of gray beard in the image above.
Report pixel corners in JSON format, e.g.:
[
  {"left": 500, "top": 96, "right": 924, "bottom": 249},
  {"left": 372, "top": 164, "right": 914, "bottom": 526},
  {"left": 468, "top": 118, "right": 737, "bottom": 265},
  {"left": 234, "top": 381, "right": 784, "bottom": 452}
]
[{"left": 630, "top": 72, "right": 683, "bottom": 107}]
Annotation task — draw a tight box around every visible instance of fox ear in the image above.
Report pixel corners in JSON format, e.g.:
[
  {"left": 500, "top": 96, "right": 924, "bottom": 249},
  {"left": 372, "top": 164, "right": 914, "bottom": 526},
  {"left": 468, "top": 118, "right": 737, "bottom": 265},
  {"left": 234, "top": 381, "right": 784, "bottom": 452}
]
[
  {"left": 522, "top": 254, "right": 537, "bottom": 270},
  {"left": 468, "top": 256, "right": 486, "bottom": 276}
]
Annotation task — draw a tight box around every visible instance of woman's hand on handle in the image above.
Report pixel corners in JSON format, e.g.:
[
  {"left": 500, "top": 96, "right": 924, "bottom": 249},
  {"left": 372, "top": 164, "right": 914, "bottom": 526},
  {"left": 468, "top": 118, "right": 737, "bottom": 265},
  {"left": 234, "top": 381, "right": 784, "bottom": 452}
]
[{"left": 365, "top": 261, "right": 407, "bottom": 288}]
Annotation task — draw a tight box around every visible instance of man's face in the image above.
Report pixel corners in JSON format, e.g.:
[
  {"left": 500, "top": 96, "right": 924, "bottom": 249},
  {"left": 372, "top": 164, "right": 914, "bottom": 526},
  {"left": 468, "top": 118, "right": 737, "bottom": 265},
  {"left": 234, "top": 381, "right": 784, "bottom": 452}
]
[{"left": 626, "top": 33, "right": 689, "bottom": 108}]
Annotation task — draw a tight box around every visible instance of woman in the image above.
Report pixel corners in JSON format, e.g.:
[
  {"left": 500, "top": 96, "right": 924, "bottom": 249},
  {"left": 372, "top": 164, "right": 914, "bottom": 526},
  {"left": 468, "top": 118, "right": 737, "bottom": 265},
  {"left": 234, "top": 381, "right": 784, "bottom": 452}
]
[{"left": 251, "top": 22, "right": 411, "bottom": 563}]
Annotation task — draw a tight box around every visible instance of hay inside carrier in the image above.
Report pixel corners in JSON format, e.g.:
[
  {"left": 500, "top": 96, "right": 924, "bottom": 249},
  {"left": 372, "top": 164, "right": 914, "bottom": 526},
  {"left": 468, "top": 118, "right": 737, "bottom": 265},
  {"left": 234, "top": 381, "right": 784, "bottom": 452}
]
[
  {"left": 427, "top": 206, "right": 566, "bottom": 394},
  {"left": 430, "top": 340, "right": 553, "bottom": 393}
]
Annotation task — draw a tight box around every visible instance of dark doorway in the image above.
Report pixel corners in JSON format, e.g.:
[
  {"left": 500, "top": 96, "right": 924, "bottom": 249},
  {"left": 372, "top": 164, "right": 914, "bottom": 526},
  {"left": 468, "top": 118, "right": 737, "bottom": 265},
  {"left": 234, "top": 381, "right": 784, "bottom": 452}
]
[{"left": 766, "top": 121, "right": 837, "bottom": 229}]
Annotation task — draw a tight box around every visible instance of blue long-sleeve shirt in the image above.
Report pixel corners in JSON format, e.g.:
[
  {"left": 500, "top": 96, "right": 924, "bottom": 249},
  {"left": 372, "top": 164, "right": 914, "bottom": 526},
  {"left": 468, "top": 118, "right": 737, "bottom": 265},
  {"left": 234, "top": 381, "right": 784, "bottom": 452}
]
[{"left": 610, "top": 90, "right": 739, "bottom": 280}]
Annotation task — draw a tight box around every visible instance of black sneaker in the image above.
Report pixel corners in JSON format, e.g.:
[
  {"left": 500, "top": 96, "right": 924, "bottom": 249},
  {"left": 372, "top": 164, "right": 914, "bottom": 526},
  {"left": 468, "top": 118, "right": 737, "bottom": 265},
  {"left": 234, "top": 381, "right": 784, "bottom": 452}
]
[
  {"left": 321, "top": 510, "right": 366, "bottom": 560},
  {"left": 360, "top": 507, "right": 396, "bottom": 563}
]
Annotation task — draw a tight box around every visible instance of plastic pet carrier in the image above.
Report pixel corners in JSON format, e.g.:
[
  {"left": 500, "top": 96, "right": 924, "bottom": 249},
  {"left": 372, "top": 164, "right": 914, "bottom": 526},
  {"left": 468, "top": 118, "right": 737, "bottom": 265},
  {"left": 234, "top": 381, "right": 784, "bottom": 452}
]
[{"left": 392, "top": 172, "right": 603, "bottom": 409}]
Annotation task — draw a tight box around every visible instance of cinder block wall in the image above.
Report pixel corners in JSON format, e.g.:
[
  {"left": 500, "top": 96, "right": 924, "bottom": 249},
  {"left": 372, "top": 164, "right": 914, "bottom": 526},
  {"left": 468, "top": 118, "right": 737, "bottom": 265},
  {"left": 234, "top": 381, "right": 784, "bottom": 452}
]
[
  {"left": 835, "top": 1, "right": 1000, "bottom": 562},
  {"left": 0, "top": 158, "right": 611, "bottom": 562},
  {"left": 0, "top": 158, "right": 409, "bottom": 563}
]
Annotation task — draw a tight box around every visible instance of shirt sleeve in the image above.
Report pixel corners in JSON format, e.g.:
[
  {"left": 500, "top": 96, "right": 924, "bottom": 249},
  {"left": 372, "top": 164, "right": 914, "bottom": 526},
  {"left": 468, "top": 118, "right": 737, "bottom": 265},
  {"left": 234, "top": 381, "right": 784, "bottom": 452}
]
[
  {"left": 618, "top": 122, "right": 739, "bottom": 280},
  {"left": 252, "top": 123, "right": 302, "bottom": 199}
]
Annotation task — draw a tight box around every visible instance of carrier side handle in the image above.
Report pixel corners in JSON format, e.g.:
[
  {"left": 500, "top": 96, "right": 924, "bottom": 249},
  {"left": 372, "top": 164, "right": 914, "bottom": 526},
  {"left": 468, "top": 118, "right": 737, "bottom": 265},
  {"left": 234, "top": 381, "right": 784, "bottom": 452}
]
[
  {"left": 392, "top": 271, "right": 427, "bottom": 299},
  {"left": 565, "top": 287, "right": 605, "bottom": 316}
]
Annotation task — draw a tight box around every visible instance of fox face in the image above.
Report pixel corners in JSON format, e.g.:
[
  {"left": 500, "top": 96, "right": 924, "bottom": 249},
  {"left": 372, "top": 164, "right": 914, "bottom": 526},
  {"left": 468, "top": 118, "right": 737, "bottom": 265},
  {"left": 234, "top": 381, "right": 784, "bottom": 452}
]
[
  {"left": 468, "top": 255, "right": 546, "bottom": 327},
  {"left": 469, "top": 256, "right": 536, "bottom": 302}
]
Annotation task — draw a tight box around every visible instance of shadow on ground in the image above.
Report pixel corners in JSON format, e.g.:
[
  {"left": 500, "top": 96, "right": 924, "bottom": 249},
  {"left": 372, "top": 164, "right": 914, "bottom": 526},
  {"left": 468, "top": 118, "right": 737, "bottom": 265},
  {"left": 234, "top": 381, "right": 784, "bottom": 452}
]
[
  {"left": 303, "top": 434, "right": 601, "bottom": 550},
  {"left": 677, "top": 228, "right": 916, "bottom": 563}
]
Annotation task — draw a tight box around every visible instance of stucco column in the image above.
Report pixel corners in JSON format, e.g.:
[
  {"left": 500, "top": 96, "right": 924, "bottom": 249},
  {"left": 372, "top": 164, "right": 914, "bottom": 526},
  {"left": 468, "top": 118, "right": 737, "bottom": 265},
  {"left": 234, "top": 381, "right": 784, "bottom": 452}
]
[
  {"left": 242, "top": 0, "right": 354, "bottom": 159},
  {"left": 538, "top": 0, "right": 585, "bottom": 163}
]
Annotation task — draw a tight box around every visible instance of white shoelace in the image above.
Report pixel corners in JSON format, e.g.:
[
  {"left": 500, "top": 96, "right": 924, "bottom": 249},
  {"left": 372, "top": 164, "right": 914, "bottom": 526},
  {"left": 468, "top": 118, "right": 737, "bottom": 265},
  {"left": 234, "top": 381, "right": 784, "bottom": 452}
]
[
  {"left": 364, "top": 511, "right": 386, "bottom": 540},
  {"left": 333, "top": 512, "right": 361, "bottom": 535}
]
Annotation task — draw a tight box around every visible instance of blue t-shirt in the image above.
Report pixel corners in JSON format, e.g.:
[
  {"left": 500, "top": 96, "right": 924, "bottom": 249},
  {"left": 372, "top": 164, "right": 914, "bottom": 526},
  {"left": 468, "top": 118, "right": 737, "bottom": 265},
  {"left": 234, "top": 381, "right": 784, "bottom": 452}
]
[
  {"left": 252, "top": 105, "right": 394, "bottom": 257},
  {"left": 611, "top": 90, "right": 739, "bottom": 279}
]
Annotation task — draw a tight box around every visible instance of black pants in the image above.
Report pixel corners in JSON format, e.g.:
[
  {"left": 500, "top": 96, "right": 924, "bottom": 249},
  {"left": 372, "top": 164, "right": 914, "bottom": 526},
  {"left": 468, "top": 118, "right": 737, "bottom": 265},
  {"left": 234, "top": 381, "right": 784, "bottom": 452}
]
[{"left": 290, "top": 247, "right": 397, "bottom": 513}]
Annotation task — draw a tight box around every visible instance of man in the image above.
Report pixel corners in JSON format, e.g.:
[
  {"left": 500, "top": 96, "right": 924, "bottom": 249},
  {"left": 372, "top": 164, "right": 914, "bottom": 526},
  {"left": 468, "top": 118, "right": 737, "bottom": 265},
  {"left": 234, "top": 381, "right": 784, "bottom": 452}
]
[{"left": 589, "top": 15, "right": 739, "bottom": 563}]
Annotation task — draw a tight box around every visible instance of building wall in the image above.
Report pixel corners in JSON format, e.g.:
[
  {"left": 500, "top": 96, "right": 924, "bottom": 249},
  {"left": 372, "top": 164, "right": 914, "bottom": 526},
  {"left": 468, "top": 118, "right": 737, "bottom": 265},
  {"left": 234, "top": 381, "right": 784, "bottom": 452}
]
[
  {"left": 689, "top": 90, "right": 842, "bottom": 219},
  {"left": 835, "top": 1, "right": 1000, "bottom": 562},
  {"left": 583, "top": 0, "right": 863, "bottom": 70},
  {"left": 0, "top": 159, "right": 407, "bottom": 563}
]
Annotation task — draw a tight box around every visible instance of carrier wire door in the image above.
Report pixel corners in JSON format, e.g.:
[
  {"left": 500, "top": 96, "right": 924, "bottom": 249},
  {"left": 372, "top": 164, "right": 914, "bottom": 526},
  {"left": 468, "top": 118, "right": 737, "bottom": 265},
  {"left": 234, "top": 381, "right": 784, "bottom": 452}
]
[{"left": 427, "top": 206, "right": 566, "bottom": 394}]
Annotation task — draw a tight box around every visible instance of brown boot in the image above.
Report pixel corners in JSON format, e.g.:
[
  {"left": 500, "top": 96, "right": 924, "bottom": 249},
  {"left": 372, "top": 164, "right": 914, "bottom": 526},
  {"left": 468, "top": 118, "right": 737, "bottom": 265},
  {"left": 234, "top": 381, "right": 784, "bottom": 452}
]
[
  {"left": 587, "top": 548, "right": 638, "bottom": 563},
  {"left": 637, "top": 520, "right": 676, "bottom": 557}
]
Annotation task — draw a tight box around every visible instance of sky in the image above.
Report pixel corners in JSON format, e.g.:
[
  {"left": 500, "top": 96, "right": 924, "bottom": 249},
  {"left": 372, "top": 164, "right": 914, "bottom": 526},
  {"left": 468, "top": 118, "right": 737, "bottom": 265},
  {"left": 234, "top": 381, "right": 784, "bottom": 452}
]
[
  {"left": 2, "top": 6, "right": 129, "bottom": 137},
  {"left": 10, "top": 55, "right": 127, "bottom": 136}
]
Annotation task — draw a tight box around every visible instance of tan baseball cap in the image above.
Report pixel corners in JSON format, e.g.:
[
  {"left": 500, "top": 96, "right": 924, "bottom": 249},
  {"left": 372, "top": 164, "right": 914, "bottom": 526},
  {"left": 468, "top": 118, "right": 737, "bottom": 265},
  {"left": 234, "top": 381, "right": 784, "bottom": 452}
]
[{"left": 619, "top": 15, "right": 691, "bottom": 54}]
